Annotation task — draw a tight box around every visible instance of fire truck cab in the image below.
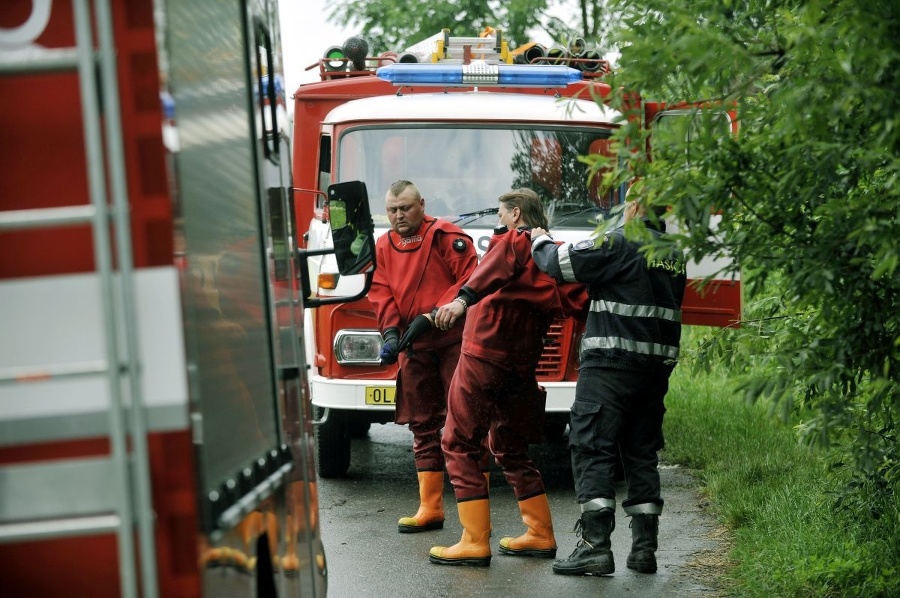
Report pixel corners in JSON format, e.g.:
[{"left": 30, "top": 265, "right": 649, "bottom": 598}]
[{"left": 292, "top": 29, "right": 742, "bottom": 478}]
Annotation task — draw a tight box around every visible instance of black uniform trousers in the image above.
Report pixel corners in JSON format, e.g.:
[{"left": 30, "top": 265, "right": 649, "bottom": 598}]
[{"left": 568, "top": 365, "right": 669, "bottom": 512}]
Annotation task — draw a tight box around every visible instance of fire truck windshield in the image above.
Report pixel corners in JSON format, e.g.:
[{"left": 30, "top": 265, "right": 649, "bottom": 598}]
[{"left": 336, "top": 125, "right": 618, "bottom": 229}]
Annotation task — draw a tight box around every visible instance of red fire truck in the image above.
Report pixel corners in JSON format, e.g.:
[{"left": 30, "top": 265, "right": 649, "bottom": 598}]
[
  {"left": 292, "top": 29, "right": 742, "bottom": 478},
  {"left": 0, "top": 1, "right": 375, "bottom": 596}
]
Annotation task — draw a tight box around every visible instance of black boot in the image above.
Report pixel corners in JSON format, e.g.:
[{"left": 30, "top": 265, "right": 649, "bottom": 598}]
[
  {"left": 626, "top": 514, "right": 658, "bottom": 573},
  {"left": 552, "top": 509, "right": 615, "bottom": 576}
]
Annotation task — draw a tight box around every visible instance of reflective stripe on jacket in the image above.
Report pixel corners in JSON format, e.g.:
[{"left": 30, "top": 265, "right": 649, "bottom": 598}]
[{"left": 531, "top": 221, "right": 686, "bottom": 371}]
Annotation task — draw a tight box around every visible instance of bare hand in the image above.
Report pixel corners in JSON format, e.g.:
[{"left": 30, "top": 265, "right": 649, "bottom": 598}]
[
  {"left": 531, "top": 227, "right": 549, "bottom": 238},
  {"left": 434, "top": 301, "right": 465, "bottom": 330}
]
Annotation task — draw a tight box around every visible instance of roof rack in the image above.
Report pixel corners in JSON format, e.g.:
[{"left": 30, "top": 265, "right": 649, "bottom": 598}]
[{"left": 310, "top": 27, "right": 610, "bottom": 81}]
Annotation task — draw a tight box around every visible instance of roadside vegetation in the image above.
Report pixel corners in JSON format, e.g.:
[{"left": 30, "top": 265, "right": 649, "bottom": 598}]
[
  {"left": 600, "top": 2, "right": 899, "bottom": 595},
  {"left": 664, "top": 324, "right": 899, "bottom": 597}
]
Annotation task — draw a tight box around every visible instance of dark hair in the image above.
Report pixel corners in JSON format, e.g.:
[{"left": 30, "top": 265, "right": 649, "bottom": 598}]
[
  {"left": 498, "top": 188, "right": 549, "bottom": 229},
  {"left": 388, "top": 179, "right": 421, "bottom": 200}
]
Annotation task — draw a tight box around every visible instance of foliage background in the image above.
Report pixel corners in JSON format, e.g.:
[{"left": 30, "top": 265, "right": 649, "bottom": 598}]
[
  {"left": 600, "top": 0, "right": 900, "bottom": 495},
  {"left": 601, "top": 3, "right": 900, "bottom": 592}
]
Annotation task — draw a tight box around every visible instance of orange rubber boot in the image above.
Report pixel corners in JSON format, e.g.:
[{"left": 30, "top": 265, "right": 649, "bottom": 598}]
[
  {"left": 498, "top": 493, "right": 557, "bottom": 558},
  {"left": 484, "top": 471, "right": 492, "bottom": 535},
  {"left": 398, "top": 471, "right": 445, "bottom": 533},
  {"left": 429, "top": 499, "right": 492, "bottom": 567}
]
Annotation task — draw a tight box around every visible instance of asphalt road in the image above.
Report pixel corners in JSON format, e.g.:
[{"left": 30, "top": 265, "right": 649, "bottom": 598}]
[{"left": 317, "top": 423, "right": 723, "bottom": 598}]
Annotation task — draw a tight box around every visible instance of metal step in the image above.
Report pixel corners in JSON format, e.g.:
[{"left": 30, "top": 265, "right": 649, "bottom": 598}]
[
  {"left": 0, "top": 457, "right": 120, "bottom": 543},
  {"left": 0, "top": 47, "right": 80, "bottom": 75},
  {"left": 0, "top": 205, "right": 98, "bottom": 231}
]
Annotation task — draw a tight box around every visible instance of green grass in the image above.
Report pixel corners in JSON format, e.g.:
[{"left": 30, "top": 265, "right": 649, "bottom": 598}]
[{"left": 661, "top": 327, "right": 900, "bottom": 598}]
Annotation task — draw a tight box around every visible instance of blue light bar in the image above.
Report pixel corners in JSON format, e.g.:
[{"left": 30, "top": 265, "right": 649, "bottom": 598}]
[{"left": 376, "top": 62, "right": 582, "bottom": 88}]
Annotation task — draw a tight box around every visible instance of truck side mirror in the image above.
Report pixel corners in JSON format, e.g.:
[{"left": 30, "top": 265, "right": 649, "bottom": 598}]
[
  {"left": 296, "top": 180, "right": 377, "bottom": 308},
  {"left": 327, "top": 181, "right": 375, "bottom": 275}
]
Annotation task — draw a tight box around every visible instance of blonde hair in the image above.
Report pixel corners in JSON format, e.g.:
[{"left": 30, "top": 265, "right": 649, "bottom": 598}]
[{"left": 388, "top": 180, "right": 421, "bottom": 200}]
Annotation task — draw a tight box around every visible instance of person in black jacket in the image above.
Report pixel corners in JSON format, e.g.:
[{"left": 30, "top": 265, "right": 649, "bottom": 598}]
[{"left": 530, "top": 192, "right": 686, "bottom": 577}]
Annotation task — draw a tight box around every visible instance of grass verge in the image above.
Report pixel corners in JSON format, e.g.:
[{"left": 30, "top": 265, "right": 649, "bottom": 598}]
[{"left": 662, "top": 327, "right": 899, "bottom": 598}]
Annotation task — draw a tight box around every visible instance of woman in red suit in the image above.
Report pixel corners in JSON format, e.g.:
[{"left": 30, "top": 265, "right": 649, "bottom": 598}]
[{"left": 427, "top": 188, "right": 588, "bottom": 567}]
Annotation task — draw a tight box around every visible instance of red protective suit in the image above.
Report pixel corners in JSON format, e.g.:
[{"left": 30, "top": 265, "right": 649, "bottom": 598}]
[
  {"left": 369, "top": 216, "right": 478, "bottom": 471},
  {"left": 370, "top": 217, "right": 476, "bottom": 349},
  {"left": 443, "top": 227, "right": 588, "bottom": 500}
]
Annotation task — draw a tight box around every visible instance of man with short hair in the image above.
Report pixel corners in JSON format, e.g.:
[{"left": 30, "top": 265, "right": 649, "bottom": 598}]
[
  {"left": 369, "top": 180, "right": 478, "bottom": 534},
  {"left": 530, "top": 191, "right": 687, "bottom": 576}
]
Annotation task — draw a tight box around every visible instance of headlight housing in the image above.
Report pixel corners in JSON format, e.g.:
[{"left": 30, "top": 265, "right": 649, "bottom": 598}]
[{"left": 333, "top": 330, "right": 383, "bottom": 364}]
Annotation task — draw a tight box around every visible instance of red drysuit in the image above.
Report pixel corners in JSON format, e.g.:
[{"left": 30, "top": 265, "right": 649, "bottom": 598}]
[
  {"left": 369, "top": 216, "right": 478, "bottom": 471},
  {"left": 443, "top": 226, "right": 588, "bottom": 500}
]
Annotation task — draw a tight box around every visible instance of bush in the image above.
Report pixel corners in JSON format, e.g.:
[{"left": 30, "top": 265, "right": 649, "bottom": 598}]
[{"left": 665, "top": 326, "right": 900, "bottom": 597}]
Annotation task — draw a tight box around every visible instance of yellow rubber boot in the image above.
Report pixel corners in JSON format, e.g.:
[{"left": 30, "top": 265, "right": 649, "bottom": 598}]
[
  {"left": 499, "top": 494, "right": 557, "bottom": 558},
  {"left": 429, "top": 499, "right": 492, "bottom": 567},
  {"left": 398, "top": 471, "right": 445, "bottom": 533}
]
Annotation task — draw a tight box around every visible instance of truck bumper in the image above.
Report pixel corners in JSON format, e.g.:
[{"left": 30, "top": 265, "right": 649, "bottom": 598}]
[{"left": 309, "top": 376, "right": 576, "bottom": 413}]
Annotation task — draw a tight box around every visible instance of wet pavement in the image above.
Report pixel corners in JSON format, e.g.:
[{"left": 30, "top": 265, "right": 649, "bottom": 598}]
[{"left": 317, "top": 424, "right": 724, "bottom": 597}]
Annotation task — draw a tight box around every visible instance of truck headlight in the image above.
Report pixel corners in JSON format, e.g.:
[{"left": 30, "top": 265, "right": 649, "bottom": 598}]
[{"left": 333, "top": 330, "right": 383, "bottom": 364}]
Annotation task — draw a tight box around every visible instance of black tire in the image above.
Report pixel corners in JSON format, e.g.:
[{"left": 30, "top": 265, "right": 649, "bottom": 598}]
[
  {"left": 314, "top": 408, "right": 351, "bottom": 478},
  {"left": 543, "top": 414, "right": 569, "bottom": 443},
  {"left": 347, "top": 416, "right": 371, "bottom": 439}
]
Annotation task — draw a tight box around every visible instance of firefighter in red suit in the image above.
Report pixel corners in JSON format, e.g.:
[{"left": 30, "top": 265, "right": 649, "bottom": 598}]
[
  {"left": 368, "top": 180, "right": 479, "bottom": 534},
  {"left": 426, "top": 188, "right": 589, "bottom": 567}
]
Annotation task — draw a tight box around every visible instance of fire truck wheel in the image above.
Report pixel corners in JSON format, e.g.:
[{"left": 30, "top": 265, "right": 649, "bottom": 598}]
[
  {"left": 314, "top": 408, "right": 352, "bottom": 478},
  {"left": 348, "top": 417, "right": 371, "bottom": 439},
  {"left": 543, "top": 415, "right": 569, "bottom": 443}
]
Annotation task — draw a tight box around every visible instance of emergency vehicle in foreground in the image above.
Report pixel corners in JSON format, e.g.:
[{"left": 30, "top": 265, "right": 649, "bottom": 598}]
[
  {"left": 293, "top": 28, "right": 742, "bottom": 478},
  {"left": 0, "top": 1, "right": 375, "bottom": 596}
]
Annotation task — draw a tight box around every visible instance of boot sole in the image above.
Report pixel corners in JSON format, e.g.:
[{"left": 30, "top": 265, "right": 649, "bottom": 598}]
[
  {"left": 429, "top": 554, "right": 491, "bottom": 567},
  {"left": 626, "top": 558, "right": 657, "bottom": 574},
  {"left": 552, "top": 562, "right": 615, "bottom": 576},
  {"left": 498, "top": 545, "right": 557, "bottom": 559},
  {"left": 398, "top": 520, "right": 444, "bottom": 533}
]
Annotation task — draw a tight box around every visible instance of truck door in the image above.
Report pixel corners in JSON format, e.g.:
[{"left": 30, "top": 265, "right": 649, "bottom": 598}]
[
  {"left": 165, "top": 0, "right": 325, "bottom": 593},
  {"left": 249, "top": 5, "right": 329, "bottom": 594},
  {"left": 644, "top": 103, "right": 742, "bottom": 327}
]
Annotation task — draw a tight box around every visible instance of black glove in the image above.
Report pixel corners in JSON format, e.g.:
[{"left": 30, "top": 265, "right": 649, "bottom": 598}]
[
  {"left": 397, "top": 314, "right": 434, "bottom": 352},
  {"left": 379, "top": 327, "right": 400, "bottom": 365}
]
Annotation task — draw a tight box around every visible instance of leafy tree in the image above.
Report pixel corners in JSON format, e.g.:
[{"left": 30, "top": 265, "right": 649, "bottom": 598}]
[
  {"left": 596, "top": 0, "right": 899, "bottom": 497},
  {"left": 325, "top": 0, "right": 614, "bottom": 56}
]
